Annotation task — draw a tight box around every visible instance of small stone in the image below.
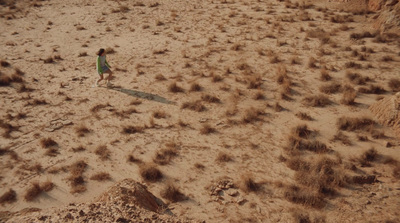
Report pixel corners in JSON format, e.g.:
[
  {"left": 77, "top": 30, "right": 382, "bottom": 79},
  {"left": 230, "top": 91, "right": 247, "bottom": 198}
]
[
  {"left": 236, "top": 197, "right": 246, "bottom": 205},
  {"left": 366, "top": 200, "right": 371, "bottom": 205},
  {"left": 226, "top": 190, "right": 239, "bottom": 197}
]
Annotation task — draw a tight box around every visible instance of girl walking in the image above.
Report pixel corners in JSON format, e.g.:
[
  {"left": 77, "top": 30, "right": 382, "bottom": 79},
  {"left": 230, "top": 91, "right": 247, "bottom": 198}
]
[{"left": 95, "top": 48, "right": 113, "bottom": 87}]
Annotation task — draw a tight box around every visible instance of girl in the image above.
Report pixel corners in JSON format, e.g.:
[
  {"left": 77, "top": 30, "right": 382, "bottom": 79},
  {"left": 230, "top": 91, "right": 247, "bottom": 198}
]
[{"left": 95, "top": 48, "right": 113, "bottom": 87}]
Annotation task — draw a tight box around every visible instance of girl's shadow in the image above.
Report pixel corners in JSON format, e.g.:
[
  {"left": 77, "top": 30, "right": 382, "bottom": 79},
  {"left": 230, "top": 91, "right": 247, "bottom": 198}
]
[{"left": 110, "top": 87, "right": 176, "bottom": 105}]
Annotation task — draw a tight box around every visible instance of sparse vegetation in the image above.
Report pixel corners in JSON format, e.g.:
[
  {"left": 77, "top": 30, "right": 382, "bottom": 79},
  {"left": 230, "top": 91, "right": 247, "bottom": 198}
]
[
  {"left": 181, "top": 100, "right": 206, "bottom": 112},
  {"left": 0, "top": 189, "right": 17, "bottom": 204},
  {"left": 161, "top": 183, "right": 186, "bottom": 202},
  {"left": 95, "top": 145, "right": 111, "bottom": 161},
  {"left": 216, "top": 152, "right": 232, "bottom": 163},
  {"left": 90, "top": 172, "right": 111, "bottom": 181},
  {"left": 302, "top": 95, "right": 331, "bottom": 107},
  {"left": 139, "top": 163, "right": 163, "bottom": 182},
  {"left": 337, "top": 117, "right": 375, "bottom": 131},
  {"left": 168, "top": 82, "right": 184, "bottom": 93},
  {"left": 40, "top": 138, "right": 57, "bottom": 148},
  {"left": 200, "top": 123, "right": 216, "bottom": 134}
]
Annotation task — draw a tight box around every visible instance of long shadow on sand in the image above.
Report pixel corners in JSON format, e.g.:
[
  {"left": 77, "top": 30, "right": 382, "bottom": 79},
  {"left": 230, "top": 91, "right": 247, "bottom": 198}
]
[{"left": 111, "top": 87, "right": 176, "bottom": 105}]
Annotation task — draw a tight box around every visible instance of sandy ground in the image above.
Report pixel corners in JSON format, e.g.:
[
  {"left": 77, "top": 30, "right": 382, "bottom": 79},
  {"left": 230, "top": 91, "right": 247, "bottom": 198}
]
[{"left": 1, "top": 0, "right": 400, "bottom": 222}]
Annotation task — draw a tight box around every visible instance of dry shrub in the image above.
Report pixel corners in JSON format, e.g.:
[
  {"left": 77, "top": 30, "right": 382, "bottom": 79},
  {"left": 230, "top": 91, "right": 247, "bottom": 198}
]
[
  {"left": 284, "top": 185, "right": 325, "bottom": 209},
  {"left": 190, "top": 83, "right": 202, "bottom": 92},
  {"left": 153, "top": 147, "right": 178, "bottom": 165},
  {"left": 286, "top": 157, "right": 311, "bottom": 171},
  {"left": 358, "top": 85, "right": 386, "bottom": 94},
  {"left": 358, "top": 148, "right": 378, "bottom": 166},
  {"left": 168, "top": 82, "right": 184, "bottom": 93},
  {"left": 194, "top": 163, "right": 205, "bottom": 169},
  {"left": 242, "top": 108, "right": 264, "bottom": 123},
  {"left": 211, "top": 73, "right": 224, "bottom": 82},
  {"left": 276, "top": 65, "right": 288, "bottom": 84},
  {"left": 127, "top": 154, "right": 142, "bottom": 163},
  {"left": 247, "top": 75, "right": 262, "bottom": 89},
  {"left": 90, "top": 103, "right": 110, "bottom": 113},
  {"left": 216, "top": 152, "right": 233, "bottom": 163},
  {"left": 302, "top": 95, "right": 331, "bottom": 107},
  {"left": 90, "top": 172, "right": 111, "bottom": 181},
  {"left": 45, "top": 147, "right": 58, "bottom": 157},
  {"left": 95, "top": 146, "right": 110, "bottom": 161},
  {"left": 181, "top": 100, "right": 206, "bottom": 112},
  {"left": 41, "top": 181, "right": 55, "bottom": 192},
  {"left": 332, "top": 131, "right": 352, "bottom": 146},
  {"left": 70, "top": 160, "right": 87, "bottom": 176},
  {"left": 350, "top": 31, "right": 376, "bottom": 40},
  {"left": 155, "top": 74, "right": 166, "bottom": 81},
  {"left": 307, "top": 57, "right": 318, "bottom": 68},
  {"left": 346, "top": 71, "right": 370, "bottom": 85},
  {"left": 388, "top": 78, "right": 400, "bottom": 92},
  {"left": 122, "top": 125, "right": 143, "bottom": 134},
  {"left": 240, "top": 174, "right": 260, "bottom": 192},
  {"left": 319, "top": 82, "right": 341, "bottom": 94},
  {"left": 269, "top": 55, "right": 280, "bottom": 63},
  {"left": 200, "top": 123, "right": 216, "bottom": 134},
  {"left": 341, "top": 86, "right": 357, "bottom": 105},
  {"left": 253, "top": 91, "right": 265, "bottom": 100},
  {"left": 24, "top": 182, "right": 42, "bottom": 201},
  {"left": 381, "top": 55, "right": 394, "bottom": 62},
  {"left": 40, "top": 138, "right": 57, "bottom": 148},
  {"left": 295, "top": 157, "right": 346, "bottom": 196},
  {"left": 336, "top": 116, "right": 375, "bottom": 131},
  {"left": 43, "top": 57, "right": 54, "bottom": 64},
  {"left": 11, "top": 74, "right": 23, "bottom": 83},
  {"left": 201, "top": 94, "right": 221, "bottom": 103},
  {"left": 153, "top": 110, "right": 167, "bottom": 119},
  {"left": 139, "top": 163, "right": 163, "bottom": 182},
  {"left": 344, "top": 61, "right": 362, "bottom": 69},
  {"left": 75, "top": 125, "right": 90, "bottom": 137},
  {"left": 320, "top": 69, "right": 331, "bottom": 81},
  {"left": 161, "top": 183, "right": 186, "bottom": 202},
  {"left": 287, "top": 136, "right": 330, "bottom": 153},
  {"left": 0, "top": 74, "right": 12, "bottom": 86},
  {"left": 296, "top": 112, "right": 312, "bottom": 121},
  {"left": 72, "top": 146, "right": 85, "bottom": 152},
  {"left": 0, "top": 60, "right": 10, "bottom": 67},
  {"left": 393, "top": 165, "right": 400, "bottom": 179},
  {"left": 291, "top": 124, "right": 312, "bottom": 139},
  {"left": 274, "top": 102, "right": 283, "bottom": 112},
  {"left": 0, "top": 189, "right": 16, "bottom": 204}
]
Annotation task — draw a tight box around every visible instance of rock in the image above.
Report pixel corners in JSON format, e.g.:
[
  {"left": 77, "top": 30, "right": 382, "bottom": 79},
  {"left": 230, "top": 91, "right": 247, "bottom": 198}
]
[
  {"left": 236, "top": 197, "right": 246, "bottom": 205},
  {"left": 226, "top": 190, "right": 239, "bottom": 197},
  {"left": 96, "top": 179, "right": 167, "bottom": 213}
]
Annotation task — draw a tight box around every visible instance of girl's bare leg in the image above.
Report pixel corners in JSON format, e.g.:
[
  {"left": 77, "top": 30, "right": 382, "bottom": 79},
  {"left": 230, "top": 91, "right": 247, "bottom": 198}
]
[
  {"left": 105, "top": 70, "right": 113, "bottom": 86},
  {"left": 95, "top": 74, "right": 104, "bottom": 86}
]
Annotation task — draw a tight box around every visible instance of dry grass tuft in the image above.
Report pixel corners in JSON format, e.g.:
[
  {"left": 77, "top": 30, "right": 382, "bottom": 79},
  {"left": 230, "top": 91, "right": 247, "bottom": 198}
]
[
  {"left": 296, "top": 112, "right": 312, "bottom": 121},
  {"left": 122, "top": 125, "right": 143, "bottom": 134},
  {"left": 95, "top": 145, "right": 111, "bottom": 161},
  {"left": 286, "top": 136, "right": 330, "bottom": 153},
  {"left": 253, "top": 91, "right": 265, "bottom": 100},
  {"left": 153, "top": 147, "right": 178, "bottom": 165},
  {"left": 0, "top": 189, "right": 17, "bottom": 204},
  {"left": 320, "top": 69, "right": 331, "bottom": 81},
  {"left": 332, "top": 131, "right": 352, "bottom": 146},
  {"left": 40, "top": 180, "right": 55, "bottom": 192},
  {"left": 240, "top": 174, "right": 260, "bottom": 192},
  {"left": 341, "top": 86, "right": 357, "bottom": 105},
  {"left": 319, "top": 82, "right": 341, "bottom": 94},
  {"left": 181, "top": 100, "right": 206, "bottom": 112},
  {"left": 358, "top": 84, "right": 386, "bottom": 94},
  {"left": 161, "top": 183, "right": 186, "bottom": 202},
  {"left": 90, "top": 172, "right": 111, "bottom": 181},
  {"left": 337, "top": 116, "right": 375, "bottom": 131},
  {"left": 127, "top": 154, "right": 142, "bottom": 163},
  {"left": 358, "top": 148, "right": 378, "bottom": 166},
  {"left": 24, "top": 182, "right": 42, "bottom": 201},
  {"left": 72, "top": 146, "right": 86, "bottom": 152},
  {"left": 241, "top": 108, "right": 264, "bottom": 123},
  {"left": 139, "top": 163, "right": 163, "bottom": 182},
  {"left": 346, "top": 71, "right": 370, "bottom": 85},
  {"left": 284, "top": 185, "right": 325, "bottom": 209},
  {"left": 155, "top": 74, "right": 166, "bottom": 81},
  {"left": 75, "top": 125, "right": 90, "bottom": 137},
  {"left": 40, "top": 138, "right": 57, "bottom": 148},
  {"left": 190, "top": 83, "right": 202, "bottom": 92},
  {"left": 168, "top": 82, "right": 184, "bottom": 93},
  {"left": 388, "top": 78, "right": 400, "bottom": 92},
  {"left": 153, "top": 110, "right": 167, "bottom": 119},
  {"left": 302, "top": 95, "right": 331, "bottom": 107},
  {"left": 201, "top": 94, "right": 221, "bottom": 103},
  {"left": 216, "top": 152, "right": 233, "bottom": 163},
  {"left": 200, "top": 123, "right": 216, "bottom": 134},
  {"left": 291, "top": 124, "right": 313, "bottom": 139}
]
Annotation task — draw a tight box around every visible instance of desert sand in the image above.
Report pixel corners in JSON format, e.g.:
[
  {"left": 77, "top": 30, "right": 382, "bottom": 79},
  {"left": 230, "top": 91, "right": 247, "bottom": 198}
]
[{"left": 1, "top": 0, "right": 400, "bottom": 222}]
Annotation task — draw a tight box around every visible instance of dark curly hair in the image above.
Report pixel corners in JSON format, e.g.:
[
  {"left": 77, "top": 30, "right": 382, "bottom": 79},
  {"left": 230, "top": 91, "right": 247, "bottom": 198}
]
[{"left": 97, "top": 48, "right": 105, "bottom": 56}]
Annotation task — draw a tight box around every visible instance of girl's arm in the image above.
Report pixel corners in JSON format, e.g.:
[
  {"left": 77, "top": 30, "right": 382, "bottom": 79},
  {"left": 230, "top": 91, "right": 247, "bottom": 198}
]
[
  {"left": 97, "top": 56, "right": 103, "bottom": 74},
  {"left": 105, "top": 59, "right": 111, "bottom": 68}
]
